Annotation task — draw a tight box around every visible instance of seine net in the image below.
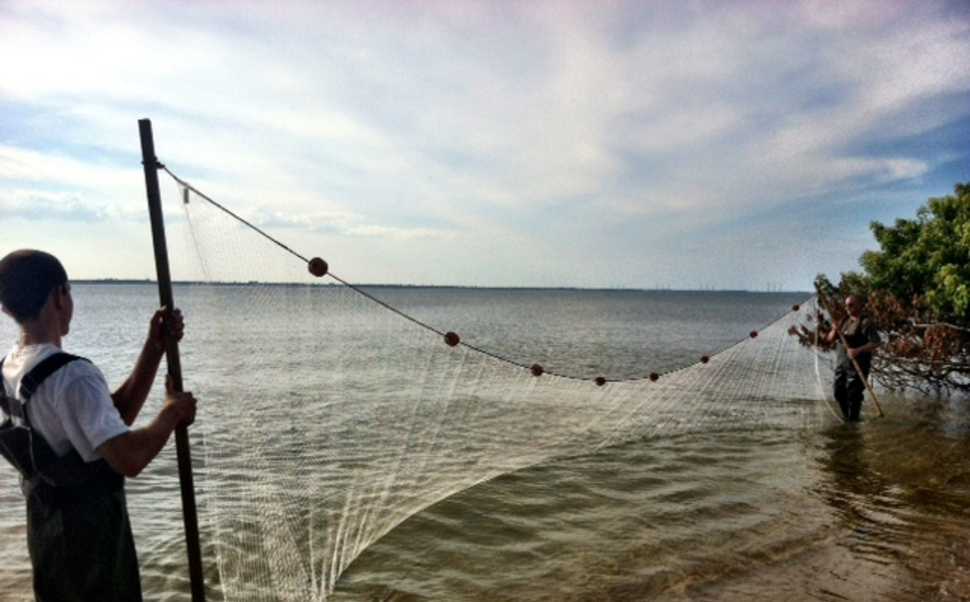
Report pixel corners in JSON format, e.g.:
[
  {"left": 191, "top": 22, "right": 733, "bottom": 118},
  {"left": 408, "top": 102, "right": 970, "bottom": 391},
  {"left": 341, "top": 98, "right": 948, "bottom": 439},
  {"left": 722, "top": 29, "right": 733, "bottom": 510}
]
[{"left": 163, "top": 171, "right": 837, "bottom": 601}]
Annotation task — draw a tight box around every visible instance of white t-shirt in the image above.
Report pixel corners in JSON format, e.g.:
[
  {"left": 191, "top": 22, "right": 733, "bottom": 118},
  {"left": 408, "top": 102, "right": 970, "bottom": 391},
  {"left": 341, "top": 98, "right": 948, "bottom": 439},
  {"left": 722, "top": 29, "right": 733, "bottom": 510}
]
[{"left": 2, "top": 343, "right": 129, "bottom": 462}]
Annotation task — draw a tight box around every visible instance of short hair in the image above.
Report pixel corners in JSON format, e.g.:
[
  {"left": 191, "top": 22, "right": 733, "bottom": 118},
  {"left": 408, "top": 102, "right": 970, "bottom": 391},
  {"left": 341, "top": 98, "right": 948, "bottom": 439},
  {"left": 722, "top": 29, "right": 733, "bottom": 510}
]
[{"left": 0, "top": 250, "right": 68, "bottom": 323}]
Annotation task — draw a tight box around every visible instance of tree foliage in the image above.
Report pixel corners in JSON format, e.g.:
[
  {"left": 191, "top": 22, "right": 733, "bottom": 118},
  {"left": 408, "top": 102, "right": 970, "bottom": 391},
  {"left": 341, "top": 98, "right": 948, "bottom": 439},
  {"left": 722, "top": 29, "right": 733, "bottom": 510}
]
[
  {"left": 860, "top": 182, "right": 970, "bottom": 323},
  {"left": 792, "top": 183, "right": 970, "bottom": 394}
]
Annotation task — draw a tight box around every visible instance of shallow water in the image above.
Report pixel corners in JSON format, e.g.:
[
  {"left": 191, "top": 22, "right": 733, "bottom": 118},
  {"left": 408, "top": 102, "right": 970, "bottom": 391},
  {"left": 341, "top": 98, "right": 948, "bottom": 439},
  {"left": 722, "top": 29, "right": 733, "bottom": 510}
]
[
  {"left": 333, "top": 394, "right": 970, "bottom": 602},
  {"left": 2, "top": 285, "right": 968, "bottom": 601}
]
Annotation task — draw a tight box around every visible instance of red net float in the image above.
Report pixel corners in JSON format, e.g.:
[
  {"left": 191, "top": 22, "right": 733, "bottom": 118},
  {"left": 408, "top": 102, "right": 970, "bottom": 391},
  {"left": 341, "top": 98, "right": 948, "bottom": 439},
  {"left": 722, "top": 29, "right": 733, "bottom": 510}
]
[{"left": 307, "top": 257, "right": 329, "bottom": 277}]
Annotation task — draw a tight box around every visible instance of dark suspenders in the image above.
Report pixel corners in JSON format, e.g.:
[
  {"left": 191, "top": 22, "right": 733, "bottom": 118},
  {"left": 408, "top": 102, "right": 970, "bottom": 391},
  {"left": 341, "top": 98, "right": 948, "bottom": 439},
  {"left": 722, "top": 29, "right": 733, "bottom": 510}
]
[
  {"left": 1, "top": 352, "right": 122, "bottom": 502},
  {"left": 1, "top": 352, "right": 85, "bottom": 422}
]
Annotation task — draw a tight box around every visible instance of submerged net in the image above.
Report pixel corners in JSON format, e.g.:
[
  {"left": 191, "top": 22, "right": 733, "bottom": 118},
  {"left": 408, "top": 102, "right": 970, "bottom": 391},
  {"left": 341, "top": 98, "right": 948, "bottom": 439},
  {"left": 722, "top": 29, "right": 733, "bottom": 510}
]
[{"left": 160, "top": 169, "right": 838, "bottom": 601}]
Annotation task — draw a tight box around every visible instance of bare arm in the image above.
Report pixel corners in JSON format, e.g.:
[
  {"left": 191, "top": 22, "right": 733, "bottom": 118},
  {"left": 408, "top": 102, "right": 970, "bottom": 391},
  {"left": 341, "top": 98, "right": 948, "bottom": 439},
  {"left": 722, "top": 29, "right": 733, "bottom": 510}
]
[
  {"left": 847, "top": 318, "right": 881, "bottom": 359},
  {"left": 827, "top": 325, "right": 838, "bottom": 344},
  {"left": 847, "top": 339, "right": 880, "bottom": 360},
  {"left": 828, "top": 325, "right": 878, "bottom": 358},
  {"left": 112, "top": 307, "right": 184, "bottom": 425},
  {"left": 99, "top": 375, "right": 196, "bottom": 477}
]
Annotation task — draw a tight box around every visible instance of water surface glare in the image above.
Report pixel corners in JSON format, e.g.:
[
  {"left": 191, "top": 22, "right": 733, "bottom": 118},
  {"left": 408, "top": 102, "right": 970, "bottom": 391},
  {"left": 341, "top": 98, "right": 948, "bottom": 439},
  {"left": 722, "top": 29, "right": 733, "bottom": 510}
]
[{"left": 1, "top": 285, "right": 968, "bottom": 601}]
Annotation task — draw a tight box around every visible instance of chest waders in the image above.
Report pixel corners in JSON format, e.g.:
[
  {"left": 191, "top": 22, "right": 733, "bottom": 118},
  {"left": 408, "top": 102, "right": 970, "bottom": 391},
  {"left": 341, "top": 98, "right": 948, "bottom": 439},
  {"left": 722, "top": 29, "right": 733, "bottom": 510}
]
[
  {"left": 0, "top": 352, "right": 123, "bottom": 500},
  {"left": 2, "top": 352, "right": 141, "bottom": 601},
  {"left": 834, "top": 317, "right": 873, "bottom": 421}
]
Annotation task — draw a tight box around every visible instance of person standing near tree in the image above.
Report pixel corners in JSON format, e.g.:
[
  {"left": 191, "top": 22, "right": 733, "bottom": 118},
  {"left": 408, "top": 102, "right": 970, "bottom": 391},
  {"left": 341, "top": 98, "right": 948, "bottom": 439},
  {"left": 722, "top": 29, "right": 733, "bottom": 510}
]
[
  {"left": 827, "top": 294, "right": 881, "bottom": 422},
  {"left": 0, "top": 249, "right": 197, "bottom": 601}
]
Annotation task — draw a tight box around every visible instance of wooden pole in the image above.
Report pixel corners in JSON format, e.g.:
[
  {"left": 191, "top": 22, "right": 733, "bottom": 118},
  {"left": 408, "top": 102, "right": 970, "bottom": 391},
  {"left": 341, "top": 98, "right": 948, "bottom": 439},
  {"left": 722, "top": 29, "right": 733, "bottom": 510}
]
[
  {"left": 815, "top": 289, "right": 885, "bottom": 419},
  {"left": 139, "top": 118, "right": 207, "bottom": 601}
]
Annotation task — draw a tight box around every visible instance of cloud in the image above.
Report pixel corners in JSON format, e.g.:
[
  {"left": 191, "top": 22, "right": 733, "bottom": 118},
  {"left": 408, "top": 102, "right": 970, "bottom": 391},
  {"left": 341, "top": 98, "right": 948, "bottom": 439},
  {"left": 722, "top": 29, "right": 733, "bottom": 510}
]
[
  {"left": 0, "top": 189, "right": 109, "bottom": 222},
  {"left": 228, "top": 204, "right": 458, "bottom": 240},
  {"left": 1, "top": 0, "right": 968, "bottom": 288}
]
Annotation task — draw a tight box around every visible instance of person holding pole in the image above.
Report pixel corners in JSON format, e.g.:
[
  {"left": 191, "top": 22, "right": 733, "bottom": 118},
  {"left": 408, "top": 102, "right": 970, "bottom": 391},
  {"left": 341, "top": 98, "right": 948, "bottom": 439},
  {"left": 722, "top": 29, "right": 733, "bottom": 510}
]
[
  {"left": 827, "top": 294, "right": 881, "bottom": 421},
  {"left": 0, "top": 249, "right": 197, "bottom": 602}
]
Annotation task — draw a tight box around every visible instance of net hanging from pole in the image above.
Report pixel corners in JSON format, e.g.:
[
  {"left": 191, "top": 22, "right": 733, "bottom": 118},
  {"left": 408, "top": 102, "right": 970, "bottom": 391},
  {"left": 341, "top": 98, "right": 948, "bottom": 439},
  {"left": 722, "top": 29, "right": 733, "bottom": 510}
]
[{"left": 159, "top": 168, "right": 838, "bottom": 602}]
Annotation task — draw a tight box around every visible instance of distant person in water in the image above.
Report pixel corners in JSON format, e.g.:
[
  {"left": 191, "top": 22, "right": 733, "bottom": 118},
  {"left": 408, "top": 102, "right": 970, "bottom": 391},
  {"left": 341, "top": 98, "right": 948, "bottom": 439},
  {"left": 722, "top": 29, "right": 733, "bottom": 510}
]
[
  {"left": 0, "top": 249, "right": 197, "bottom": 602},
  {"left": 827, "top": 294, "right": 881, "bottom": 421}
]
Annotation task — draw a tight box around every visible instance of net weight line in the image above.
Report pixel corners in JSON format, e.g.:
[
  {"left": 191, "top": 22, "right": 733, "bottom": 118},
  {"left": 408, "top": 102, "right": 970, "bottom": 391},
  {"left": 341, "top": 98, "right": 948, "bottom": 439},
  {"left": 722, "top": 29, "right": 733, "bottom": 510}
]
[{"left": 164, "top": 159, "right": 833, "bottom": 602}]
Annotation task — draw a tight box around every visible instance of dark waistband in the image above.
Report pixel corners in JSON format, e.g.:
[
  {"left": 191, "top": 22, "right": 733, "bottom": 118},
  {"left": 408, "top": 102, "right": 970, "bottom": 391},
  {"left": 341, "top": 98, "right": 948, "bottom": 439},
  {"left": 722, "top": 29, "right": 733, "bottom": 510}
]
[{"left": 24, "top": 469, "right": 125, "bottom": 507}]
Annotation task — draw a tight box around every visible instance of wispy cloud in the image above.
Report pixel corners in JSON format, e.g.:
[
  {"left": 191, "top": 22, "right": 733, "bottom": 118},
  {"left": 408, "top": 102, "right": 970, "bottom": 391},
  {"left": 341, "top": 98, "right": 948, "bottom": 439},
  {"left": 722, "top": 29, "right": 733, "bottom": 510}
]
[
  {"left": 1, "top": 189, "right": 110, "bottom": 222},
  {"left": 1, "top": 0, "right": 968, "bottom": 288}
]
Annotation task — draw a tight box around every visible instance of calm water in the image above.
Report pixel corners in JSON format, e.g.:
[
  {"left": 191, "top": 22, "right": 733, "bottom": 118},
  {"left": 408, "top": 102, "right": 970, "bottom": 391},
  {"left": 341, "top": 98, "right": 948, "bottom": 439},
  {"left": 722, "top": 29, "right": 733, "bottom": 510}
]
[{"left": 2, "top": 285, "right": 969, "bottom": 601}]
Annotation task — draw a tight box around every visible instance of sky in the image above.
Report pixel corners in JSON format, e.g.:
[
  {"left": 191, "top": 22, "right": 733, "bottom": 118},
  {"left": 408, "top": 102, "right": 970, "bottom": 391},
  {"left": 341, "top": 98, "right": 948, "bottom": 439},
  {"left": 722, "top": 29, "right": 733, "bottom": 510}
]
[{"left": 1, "top": 1, "right": 969, "bottom": 291}]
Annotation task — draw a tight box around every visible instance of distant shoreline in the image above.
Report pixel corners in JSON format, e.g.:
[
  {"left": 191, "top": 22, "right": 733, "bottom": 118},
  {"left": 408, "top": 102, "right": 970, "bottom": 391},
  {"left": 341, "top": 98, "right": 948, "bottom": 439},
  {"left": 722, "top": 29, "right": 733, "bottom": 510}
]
[{"left": 73, "top": 280, "right": 810, "bottom": 295}]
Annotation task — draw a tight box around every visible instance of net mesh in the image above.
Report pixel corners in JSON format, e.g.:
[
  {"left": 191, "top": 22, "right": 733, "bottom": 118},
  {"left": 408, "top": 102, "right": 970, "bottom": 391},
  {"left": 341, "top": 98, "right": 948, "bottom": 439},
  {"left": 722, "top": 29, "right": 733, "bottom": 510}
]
[{"left": 162, "top": 171, "right": 838, "bottom": 601}]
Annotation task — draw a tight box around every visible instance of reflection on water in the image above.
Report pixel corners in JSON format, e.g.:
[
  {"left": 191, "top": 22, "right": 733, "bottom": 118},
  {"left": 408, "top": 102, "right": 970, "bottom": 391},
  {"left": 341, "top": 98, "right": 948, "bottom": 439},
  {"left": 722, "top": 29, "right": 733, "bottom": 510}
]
[
  {"left": 334, "top": 394, "right": 970, "bottom": 602},
  {"left": 2, "top": 287, "right": 969, "bottom": 601},
  {"left": 3, "top": 387, "right": 970, "bottom": 601}
]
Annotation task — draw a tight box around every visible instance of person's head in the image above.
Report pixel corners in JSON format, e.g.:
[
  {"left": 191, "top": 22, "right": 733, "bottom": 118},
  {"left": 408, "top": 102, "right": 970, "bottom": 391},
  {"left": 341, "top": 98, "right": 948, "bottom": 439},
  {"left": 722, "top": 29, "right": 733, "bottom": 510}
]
[
  {"left": 0, "top": 249, "right": 70, "bottom": 324},
  {"left": 845, "top": 295, "right": 864, "bottom": 318}
]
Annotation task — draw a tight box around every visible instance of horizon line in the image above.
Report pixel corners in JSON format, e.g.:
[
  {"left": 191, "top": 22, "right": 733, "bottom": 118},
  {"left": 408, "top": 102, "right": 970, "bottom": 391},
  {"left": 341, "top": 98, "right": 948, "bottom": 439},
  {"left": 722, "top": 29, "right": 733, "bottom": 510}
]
[{"left": 72, "top": 278, "right": 811, "bottom": 294}]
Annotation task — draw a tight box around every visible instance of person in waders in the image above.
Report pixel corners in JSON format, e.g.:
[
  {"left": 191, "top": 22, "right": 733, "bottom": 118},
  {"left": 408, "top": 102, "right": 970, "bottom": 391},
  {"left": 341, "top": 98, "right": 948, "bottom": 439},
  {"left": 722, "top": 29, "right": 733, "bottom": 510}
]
[
  {"left": 0, "top": 249, "right": 197, "bottom": 602},
  {"left": 827, "top": 294, "right": 881, "bottom": 422}
]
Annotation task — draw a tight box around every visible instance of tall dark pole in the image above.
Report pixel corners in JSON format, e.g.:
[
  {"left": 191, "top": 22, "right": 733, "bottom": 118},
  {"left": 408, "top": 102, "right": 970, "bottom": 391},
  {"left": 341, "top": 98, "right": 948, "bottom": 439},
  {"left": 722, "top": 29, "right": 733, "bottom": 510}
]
[{"left": 139, "top": 118, "right": 207, "bottom": 601}]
